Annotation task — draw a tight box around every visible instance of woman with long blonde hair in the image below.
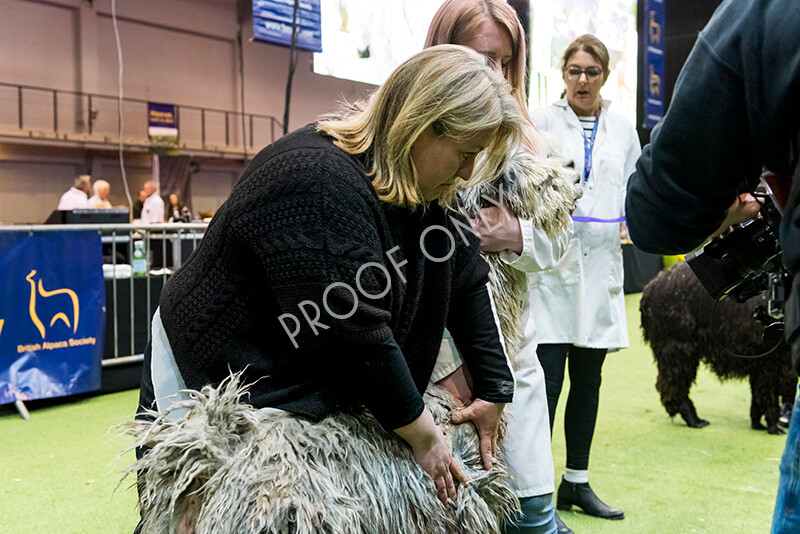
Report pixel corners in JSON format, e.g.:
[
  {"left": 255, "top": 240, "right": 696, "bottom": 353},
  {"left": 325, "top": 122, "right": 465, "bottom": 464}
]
[{"left": 135, "top": 45, "right": 524, "bottom": 529}]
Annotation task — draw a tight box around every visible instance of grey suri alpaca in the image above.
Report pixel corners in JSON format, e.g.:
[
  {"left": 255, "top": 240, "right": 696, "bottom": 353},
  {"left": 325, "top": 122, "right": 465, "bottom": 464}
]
[
  {"left": 459, "top": 149, "right": 580, "bottom": 359},
  {"left": 120, "top": 151, "right": 578, "bottom": 534},
  {"left": 120, "top": 374, "right": 517, "bottom": 534}
]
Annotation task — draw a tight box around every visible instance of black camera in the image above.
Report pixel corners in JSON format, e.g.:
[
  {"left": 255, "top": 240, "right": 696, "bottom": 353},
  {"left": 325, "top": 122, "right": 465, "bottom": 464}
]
[{"left": 686, "top": 173, "right": 793, "bottom": 329}]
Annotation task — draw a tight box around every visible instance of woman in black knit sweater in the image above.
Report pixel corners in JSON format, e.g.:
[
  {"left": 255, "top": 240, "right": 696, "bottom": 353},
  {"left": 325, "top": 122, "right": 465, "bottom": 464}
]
[{"left": 139, "top": 45, "right": 522, "bottom": 504}]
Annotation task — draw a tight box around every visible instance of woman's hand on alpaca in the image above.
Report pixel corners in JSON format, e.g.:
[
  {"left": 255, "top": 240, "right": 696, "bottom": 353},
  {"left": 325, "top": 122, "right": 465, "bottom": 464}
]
[
  {"left": 436, "top": 365, "right": 474, "bottom": 407},
  {"left": 394, "top": 407, "right": 468, "bottom": 504},
  {"left": 451, "top": 398, "right": 505, "bottom": 471},
  {"left": 471, "top": 205, "right": 523, "bottom": 254}
]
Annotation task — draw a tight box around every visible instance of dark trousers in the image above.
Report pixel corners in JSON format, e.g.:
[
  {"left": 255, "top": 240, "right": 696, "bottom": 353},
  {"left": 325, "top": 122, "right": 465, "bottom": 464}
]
[{"left": 537, "top": 343, "right": 607, "bottom": 471}]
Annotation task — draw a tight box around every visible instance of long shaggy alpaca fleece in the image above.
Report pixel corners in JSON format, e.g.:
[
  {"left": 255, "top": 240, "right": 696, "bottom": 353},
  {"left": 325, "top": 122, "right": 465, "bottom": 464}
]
[
  {"left": 120, "top": 374, "right": 519, "bottom": 534},
  {"left": 460, "top": 150, "right": 579, "bottom": 358},
  {"left": 119, "top": 152, "right": 577, "bottom": 533}
]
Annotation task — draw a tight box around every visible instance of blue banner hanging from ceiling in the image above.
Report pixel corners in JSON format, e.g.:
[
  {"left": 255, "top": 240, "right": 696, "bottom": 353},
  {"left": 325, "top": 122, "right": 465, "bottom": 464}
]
[
  {"left": 0, "top": 231, "right": 105, "bottom": 405},
  {"left": 148, "top": 101, "right": 179, "bottom": 148},
  {"left": 643, "top": 0, "right": 665, "bottom": 129},
  {"left": 253, "top": 0, "right": 322, "bottom": 53}
]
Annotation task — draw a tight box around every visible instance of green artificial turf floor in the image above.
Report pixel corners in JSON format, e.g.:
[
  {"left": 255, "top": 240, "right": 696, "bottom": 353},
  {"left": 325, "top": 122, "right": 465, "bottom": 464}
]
[{"left": 0, "top": 293, "right": 789, "bottom": 533}]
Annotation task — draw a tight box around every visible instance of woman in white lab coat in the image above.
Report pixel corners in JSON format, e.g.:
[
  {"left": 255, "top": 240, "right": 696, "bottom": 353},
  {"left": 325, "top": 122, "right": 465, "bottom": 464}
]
[
  {"left": 529, "top": 34, "right": 641, "bottom": 522},
  {"left": 426, "top": 2, "right": 576, "bottom": 533}
]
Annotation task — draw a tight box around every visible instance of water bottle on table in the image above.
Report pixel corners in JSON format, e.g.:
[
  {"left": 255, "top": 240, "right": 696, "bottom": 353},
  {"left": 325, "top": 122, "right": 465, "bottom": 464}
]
[{"left": 132, "top": 240, "right": 148, "bottom": 277}]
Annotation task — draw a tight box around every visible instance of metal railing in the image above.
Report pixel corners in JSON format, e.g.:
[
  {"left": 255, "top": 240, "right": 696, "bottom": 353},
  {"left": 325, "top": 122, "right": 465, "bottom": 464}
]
[
  {"left": 0, "top": 222, "right": 208, "bottom": 366},
  {"left": 0, "top": 82, "right": 282, "bottom": 154}
]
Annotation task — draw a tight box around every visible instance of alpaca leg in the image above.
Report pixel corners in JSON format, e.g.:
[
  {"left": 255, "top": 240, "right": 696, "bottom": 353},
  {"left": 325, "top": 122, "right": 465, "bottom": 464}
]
[
  {"left": 764, "top": 403, "right": 784, "bottom": 435},
  {"left": 654, "top": 343, "right": 709, "bottom": 428},
  {"left": 780, "top": 371, "right": 799, "bottom": 407},
  {"left": 751, "top": 371, "right": 784, "bottom": 435},
  {"left": 750, "top": 391, "right": 766, "bottom": 431},
  {"left": 681, "top": 399, "right": 710, "bottom": 429}
]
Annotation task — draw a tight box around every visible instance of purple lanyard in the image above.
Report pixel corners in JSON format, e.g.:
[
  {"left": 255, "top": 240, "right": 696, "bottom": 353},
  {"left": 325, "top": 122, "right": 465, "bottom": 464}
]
[{"left": 582, "top": 115, "right": 599, "bottom": 182}]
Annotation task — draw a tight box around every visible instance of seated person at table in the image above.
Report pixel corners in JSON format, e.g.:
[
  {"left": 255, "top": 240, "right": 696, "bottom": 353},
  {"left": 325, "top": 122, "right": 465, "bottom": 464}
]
[{"left": 88, "top": 179, "right": 112, "bottom": 209}]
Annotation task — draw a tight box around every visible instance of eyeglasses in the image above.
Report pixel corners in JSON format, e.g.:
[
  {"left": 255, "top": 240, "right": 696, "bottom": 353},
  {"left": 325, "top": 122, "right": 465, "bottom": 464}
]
[{"left": 564, "top": 67, "right": 603, "bottom": 81}]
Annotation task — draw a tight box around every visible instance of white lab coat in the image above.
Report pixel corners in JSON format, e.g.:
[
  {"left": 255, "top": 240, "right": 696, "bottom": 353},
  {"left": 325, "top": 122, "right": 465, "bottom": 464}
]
[
  {"left": 432, "top": 218, "right": 572, "bottom": 497},
  {"left": 57, "top": 187, "right": 89, "bottom": 210},
  {"left": 529, "top": 98, "right": 641, "bottom": 349}
]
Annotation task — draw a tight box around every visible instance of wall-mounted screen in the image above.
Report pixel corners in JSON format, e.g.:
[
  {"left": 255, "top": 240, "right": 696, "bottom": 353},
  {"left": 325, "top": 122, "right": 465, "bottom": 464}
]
[
  {"left": 253, "top": 0, "right": 322, "bottom": 53},
  {"left": 529, "top": 1, "right": 638, "bottom": 125},
  {"left": 312, "top": 0, "right": 445, "bottom": 86},
  {"left": 312, "top": 0, "right": 638, "bottom": 125}
]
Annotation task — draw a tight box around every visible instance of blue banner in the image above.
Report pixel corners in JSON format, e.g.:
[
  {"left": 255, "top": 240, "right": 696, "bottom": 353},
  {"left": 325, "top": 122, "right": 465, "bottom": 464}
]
[
  {"left": 148, "top": 102, "right": 178, "bottom": 129},
  {"left": 148, "top": 102, "right": 179, "bottom": 144},
  {"left": 643, "top": 0, "right": 665, "bottom": 129},
  {"left": 253, "top": 0, "right": 322, "bottom": 53},
  {"left": 0, "top": 231, "right": 105, "bottom": 405}
]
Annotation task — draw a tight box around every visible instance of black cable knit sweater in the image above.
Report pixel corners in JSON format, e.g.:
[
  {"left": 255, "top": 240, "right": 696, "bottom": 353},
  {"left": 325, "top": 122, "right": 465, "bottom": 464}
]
[{"left": 157, "top": 124, "right": 514, "bottom": 429}]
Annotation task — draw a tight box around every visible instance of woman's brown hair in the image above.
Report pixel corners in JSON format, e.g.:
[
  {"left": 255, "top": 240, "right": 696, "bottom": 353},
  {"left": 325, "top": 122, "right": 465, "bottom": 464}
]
[{"left": 425, "top": 0, "right": 545, "bottom": 156}]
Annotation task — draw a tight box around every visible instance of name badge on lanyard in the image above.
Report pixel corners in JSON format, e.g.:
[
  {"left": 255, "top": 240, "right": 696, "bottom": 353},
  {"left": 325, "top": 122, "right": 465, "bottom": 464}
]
[
  {"left": 571, "top": 112, "right": 627, "bottom": 225},
  {"left": 583, "top": 114, "right": 599, "bottom": 183}
]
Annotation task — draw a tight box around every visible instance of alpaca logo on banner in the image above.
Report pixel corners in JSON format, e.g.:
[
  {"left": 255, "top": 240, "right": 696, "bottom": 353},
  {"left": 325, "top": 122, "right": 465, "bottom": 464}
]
[
  {"left": 15, "top": 268, "right": 95, "bottom": 352},
  {"left": 25, "top": 269, "right": 80, "bottom": 339},
  {"left": 0, "top": 230, "right": 105, "bottom": 405}
]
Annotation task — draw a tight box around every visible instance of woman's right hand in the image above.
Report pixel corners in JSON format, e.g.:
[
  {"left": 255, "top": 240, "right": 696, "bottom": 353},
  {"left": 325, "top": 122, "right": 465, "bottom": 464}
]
[
  {"left": 470, "top": 205, "right": 523, "bottom": 254},
  {"left": 394, "top": 408, "right": 468, "bottom": 505}
]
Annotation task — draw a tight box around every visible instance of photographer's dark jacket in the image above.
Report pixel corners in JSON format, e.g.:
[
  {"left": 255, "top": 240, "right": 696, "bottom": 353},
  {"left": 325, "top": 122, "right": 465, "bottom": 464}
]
[
  {"left": 142, "top": 124, "right": 515, "bottom": 429},
  {"left": 625, "top": 0, "right": 800, "bottom": 371}
]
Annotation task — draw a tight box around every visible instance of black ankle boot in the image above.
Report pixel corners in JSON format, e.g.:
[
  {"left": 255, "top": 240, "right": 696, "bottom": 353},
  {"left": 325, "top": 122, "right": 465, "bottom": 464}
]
[
  {"left": 555, "top": 511, "right": 574, "bottom": 534},
  {"left": 557, "top": 477, "right": 624, "bottom": 520}
]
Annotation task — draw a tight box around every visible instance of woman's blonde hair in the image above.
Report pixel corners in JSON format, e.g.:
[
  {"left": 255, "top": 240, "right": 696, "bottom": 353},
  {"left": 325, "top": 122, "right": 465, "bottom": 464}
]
[
  {"left": 317, "top": 45, "right": 522, "bottom": 209},
  {"left": 425, "top": 0, "right": 544, "bottom": 156}
]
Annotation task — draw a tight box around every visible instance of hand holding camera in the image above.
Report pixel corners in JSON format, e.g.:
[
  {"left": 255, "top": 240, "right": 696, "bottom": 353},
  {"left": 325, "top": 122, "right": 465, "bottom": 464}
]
[
  {"left": 708, "top": 193, "right": 763, "bottom": 240},
  {"left": 687, "top": 172, "right": 793, "bottom": 337}
]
